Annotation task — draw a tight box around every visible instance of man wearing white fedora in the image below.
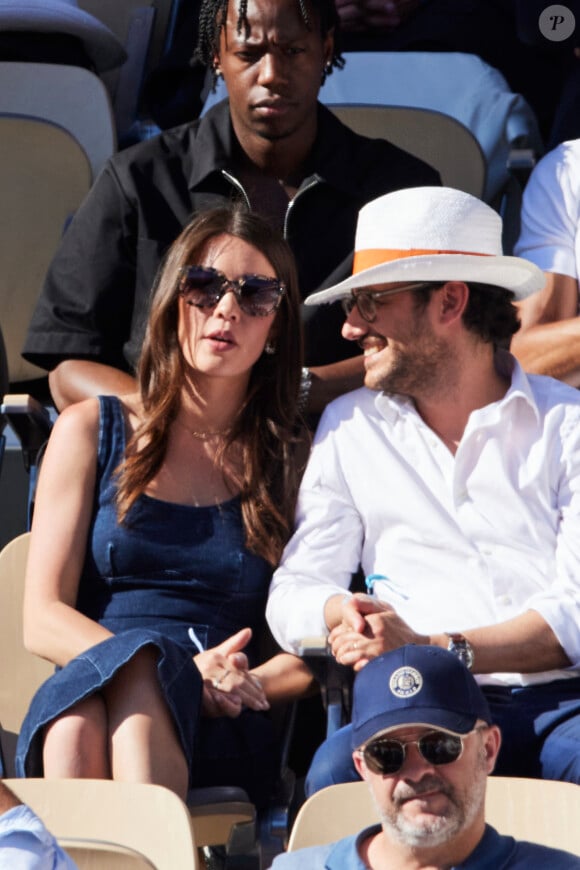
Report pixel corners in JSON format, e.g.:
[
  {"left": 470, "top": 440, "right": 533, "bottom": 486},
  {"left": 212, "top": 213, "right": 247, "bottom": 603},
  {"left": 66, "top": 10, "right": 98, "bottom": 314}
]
[{"left": 266, "top": 185, "right": 580, "bottom": 791}]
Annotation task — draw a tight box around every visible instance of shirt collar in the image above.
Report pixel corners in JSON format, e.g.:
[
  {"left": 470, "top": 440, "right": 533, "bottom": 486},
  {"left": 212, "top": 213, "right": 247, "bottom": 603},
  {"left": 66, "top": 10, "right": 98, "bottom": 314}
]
[
  {"left": 184, "top": 99, "right": 371, "bottom": 196},
  {"left": 458, "top": 824, "right": 516, "bottom": 869},
  {"left": 185, "top": 99, "right": 237, "bottom": 190},
  {"left": 374, "top": 351, "right": 540, "bottom": 428},
  {"left": 495, "top": 350, "right": 540, "bottom": 424},
  {"left": 323, "top": 824, "right": 511, "bottom": 869},
  {"left": 324, "top": 824, "right": 381, "bottom": 869}
]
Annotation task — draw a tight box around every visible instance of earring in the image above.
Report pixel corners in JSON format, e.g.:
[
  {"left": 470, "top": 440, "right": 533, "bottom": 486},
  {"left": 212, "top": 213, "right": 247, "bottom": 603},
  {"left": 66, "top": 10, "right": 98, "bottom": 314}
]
[{"left": 264, "top": 340, "right": 276, "bottom": 355}]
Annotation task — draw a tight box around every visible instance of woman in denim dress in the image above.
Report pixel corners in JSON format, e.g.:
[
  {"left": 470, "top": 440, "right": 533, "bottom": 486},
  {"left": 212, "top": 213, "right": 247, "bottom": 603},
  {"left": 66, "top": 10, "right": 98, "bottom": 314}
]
[{"left": 16, "top": 205, "right": 312, "bottom": 806}]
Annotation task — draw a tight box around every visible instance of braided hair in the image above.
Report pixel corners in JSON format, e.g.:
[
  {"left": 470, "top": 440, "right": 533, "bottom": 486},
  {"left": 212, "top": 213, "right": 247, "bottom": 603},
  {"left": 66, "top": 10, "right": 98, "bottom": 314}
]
[{"left": 194, "top": 0, "right": 344, "bottom": 89}]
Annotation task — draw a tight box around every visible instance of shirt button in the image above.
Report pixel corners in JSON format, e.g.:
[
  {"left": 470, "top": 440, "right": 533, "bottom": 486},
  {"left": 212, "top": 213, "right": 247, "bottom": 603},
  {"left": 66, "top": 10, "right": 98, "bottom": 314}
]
[{"left": 498, "top": 595, "right": 512, "bottom": 606}]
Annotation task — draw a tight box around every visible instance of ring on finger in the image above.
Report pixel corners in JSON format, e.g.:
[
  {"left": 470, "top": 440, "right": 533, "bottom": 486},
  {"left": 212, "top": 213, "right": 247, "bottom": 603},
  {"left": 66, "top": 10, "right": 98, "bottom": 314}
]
[{"left": 211, "top": 668, "right": 231, "bottom": 689}]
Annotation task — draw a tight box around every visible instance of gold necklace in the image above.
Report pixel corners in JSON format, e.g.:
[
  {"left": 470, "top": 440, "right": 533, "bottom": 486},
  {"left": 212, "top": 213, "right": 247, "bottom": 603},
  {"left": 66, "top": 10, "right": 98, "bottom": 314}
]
[
  {"left": 189, "top": 426, "right": 231, "bottom": 442},
  {"left": 175, "top": 417, "right": 232, "bottom": 442}
]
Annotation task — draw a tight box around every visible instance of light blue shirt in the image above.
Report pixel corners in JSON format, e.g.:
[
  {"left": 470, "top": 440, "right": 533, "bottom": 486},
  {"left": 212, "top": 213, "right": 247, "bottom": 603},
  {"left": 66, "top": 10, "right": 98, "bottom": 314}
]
[
  {"left": 270, "top": 824, "right": 580, "bottom": 869},
  {"left": 0, "top": 804, "right": 77, "bottom": 869}
]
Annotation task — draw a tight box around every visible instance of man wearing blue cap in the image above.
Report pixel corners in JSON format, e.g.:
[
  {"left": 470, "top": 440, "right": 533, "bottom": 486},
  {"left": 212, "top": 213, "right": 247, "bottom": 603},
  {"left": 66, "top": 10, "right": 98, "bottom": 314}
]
[{"left": 271, "top": 646, "right": 579, "bottom": 869}]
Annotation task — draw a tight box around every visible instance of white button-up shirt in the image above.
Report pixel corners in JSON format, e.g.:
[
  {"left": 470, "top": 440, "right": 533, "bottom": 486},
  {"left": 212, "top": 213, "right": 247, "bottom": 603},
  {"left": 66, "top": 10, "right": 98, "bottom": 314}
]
[{"left": 267, "top": 356, "right": 580, "bottom": 686}]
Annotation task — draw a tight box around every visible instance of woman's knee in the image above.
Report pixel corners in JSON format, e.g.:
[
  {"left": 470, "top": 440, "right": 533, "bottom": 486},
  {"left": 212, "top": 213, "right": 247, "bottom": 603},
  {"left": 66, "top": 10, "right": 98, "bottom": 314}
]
[{"left": 43, "top": 694, "right": 109, "bottom": 777}]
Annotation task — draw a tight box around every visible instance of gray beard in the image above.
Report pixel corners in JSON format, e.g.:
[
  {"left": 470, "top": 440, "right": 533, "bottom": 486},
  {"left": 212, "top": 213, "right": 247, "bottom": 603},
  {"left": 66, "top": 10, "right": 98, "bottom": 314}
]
[{"left": 374, "top": 759, "right": 487, "bottom": 849}]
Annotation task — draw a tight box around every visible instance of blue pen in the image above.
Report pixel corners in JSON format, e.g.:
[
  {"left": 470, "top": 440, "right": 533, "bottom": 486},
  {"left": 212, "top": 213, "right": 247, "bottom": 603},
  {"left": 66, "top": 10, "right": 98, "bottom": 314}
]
[{"left": 365, "top": 573, "right": 409, "bottom": 602}]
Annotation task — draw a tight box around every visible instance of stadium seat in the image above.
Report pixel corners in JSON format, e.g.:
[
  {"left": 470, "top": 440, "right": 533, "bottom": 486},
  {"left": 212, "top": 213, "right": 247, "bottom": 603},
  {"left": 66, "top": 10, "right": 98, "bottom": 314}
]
[
  {"left": 286, "top": 777, "right": 580, "bottom": 854},
  {"left": 0, "top": 533, "right": 53, "bottom": 776},
  {"left": 0, "top": 115, "right": 92, "bottom": 388},
  {"left": 327, "top": 105, "right": 486, "bottom": 199},
  {"left": 78, "top": 0, "right": 184, "bottom": 143},
  {"left": 3, "top": 778, "right": 199, "bottom": 870},
  {"left": 0, "top": 61, "right": 116, "bottom": 179}
]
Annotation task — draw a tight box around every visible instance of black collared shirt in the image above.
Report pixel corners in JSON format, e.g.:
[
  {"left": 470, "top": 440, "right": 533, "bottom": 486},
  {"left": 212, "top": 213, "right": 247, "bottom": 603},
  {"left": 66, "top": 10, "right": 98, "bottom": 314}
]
[{"left": 23, "top": 100, "right": 439, "bottom": 371}]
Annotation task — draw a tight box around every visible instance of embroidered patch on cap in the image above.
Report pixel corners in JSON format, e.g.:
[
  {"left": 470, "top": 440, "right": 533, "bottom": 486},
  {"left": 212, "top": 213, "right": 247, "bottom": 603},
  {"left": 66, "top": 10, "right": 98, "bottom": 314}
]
[{"left": 389, "top": 666, "right": 423, "bottom": 698}]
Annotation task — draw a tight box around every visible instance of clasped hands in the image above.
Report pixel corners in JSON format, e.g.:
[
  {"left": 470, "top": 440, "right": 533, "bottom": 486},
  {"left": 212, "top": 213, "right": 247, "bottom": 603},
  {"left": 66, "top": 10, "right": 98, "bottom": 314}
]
[
  {"left": 330, "top": 593, "right": 427, "bottom": 671},
  {"left": 194, "top": 627, "right": 269, "bottom": 718}
]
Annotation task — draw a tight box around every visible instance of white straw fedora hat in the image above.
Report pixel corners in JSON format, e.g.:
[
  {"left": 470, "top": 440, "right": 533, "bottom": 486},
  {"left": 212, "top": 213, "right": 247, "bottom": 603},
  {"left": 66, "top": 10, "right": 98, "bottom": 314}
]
[
  {"left": 305, "top": 186, "right": 544, "bottom": 306},
  {"left": 0, "top": 0, "right": 126, "bottom": 72}
]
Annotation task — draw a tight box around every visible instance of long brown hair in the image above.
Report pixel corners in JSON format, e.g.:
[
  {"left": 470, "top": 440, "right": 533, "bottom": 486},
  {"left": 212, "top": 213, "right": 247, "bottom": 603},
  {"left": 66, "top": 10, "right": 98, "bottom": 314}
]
[{"left": 115, "top": 205, "right": 305, "bottom": 565}]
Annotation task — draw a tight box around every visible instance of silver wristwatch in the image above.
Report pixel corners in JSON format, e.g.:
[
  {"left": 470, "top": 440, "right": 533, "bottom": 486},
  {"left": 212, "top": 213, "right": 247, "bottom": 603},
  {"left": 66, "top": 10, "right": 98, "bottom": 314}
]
[{"left": 445, "top": 632, "right": 474, "bottom": 670}]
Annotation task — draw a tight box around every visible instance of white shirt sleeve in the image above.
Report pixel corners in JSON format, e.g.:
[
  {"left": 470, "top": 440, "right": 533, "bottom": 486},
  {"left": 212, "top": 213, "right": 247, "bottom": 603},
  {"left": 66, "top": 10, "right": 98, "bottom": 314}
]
[
  {"left": 525, "top": 396, "right": 580, "bottom": 668},
  {"left": 0, "top": 805, "right": 78, "bottom": 870},
  {"left": 514, "top": 140, "right": 580, "bottom": 280},
  {"left": 267, "top": 407, "right": 363, "bottom": 652}
]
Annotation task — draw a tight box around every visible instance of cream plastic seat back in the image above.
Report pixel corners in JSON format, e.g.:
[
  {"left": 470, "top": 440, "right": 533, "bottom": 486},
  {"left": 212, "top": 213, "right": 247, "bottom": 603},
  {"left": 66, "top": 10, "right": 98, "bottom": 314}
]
[
  {"left": 0, "top": 62, "right": 116, "bottom": 179},
  {"left": 287, "top": 777, "right": 580, "bottom": 854},
  {"left": 484, "top": 775, "right": 580, "bottom": 852},
  {"left": 4, "top": 778, "right": 199, "bottom": 870},
  {"left": 328, "top": 105, "right": 486, "bottom": 199},
  {"left": 0, "top": 532, "right": 53, "bottom": 775},
  {"left": 0, "top": 116, "right": 92, "bottom": 386},
  {"left": 316, "top": 51, "right": 543, "bottom": 202},
  {"left": 56, "top": 839, "right": 157, "bottom": 869}
]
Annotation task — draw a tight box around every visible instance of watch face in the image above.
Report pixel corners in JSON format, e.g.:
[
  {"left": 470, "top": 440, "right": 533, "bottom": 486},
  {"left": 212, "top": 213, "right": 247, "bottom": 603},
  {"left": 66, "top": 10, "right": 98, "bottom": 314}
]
[
  {"left": 447, "top": 635, "right": 474, "bottom": 670},
  {"left": 458, "top": 647, "right": 474, "bottom": 667}
]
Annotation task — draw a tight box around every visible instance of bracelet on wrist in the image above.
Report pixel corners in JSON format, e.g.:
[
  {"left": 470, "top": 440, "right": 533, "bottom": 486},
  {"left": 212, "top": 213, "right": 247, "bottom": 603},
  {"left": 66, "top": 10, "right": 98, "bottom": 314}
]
[{"left": 298, "top": 366, "right": 312, "bottom": 414}]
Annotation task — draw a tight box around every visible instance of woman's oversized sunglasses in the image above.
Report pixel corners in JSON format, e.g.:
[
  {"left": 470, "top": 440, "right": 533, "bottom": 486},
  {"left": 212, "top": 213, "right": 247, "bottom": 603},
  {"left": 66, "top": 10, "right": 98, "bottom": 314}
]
[
  {"left": 359, "top": 727, "right": 485, "bottom": 776},
  {"left": 179, "top": 265, "right": 285, "bottom": 317}
]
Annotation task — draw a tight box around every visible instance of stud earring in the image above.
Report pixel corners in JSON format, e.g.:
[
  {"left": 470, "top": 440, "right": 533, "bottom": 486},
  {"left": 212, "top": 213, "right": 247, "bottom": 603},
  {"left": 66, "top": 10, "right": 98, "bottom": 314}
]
[{"left": 264, "top": 340, "right": 276, "bottom": 355}]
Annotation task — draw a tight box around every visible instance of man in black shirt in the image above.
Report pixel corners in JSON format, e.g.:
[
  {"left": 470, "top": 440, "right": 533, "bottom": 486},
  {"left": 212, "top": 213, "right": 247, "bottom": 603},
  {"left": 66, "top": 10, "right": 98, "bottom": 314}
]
[{"left": 23, "top": 0, "right": 439, "bottom": 412}]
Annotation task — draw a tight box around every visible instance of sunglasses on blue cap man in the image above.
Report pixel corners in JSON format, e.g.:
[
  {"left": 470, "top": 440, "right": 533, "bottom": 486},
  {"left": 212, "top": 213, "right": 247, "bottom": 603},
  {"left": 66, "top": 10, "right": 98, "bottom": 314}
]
[{"left": 351, "top": 644, "right": 493, "bottom": 774}]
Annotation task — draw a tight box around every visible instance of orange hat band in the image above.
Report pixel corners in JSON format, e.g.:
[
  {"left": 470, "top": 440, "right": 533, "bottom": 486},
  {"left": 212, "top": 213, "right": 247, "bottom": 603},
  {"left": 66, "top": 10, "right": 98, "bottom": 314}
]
[{"left": 353, "top": 248, "right": 492, "bottom": 274}]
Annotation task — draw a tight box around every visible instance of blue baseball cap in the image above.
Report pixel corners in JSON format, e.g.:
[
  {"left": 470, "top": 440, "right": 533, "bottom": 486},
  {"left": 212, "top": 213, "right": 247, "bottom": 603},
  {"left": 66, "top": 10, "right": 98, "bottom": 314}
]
[{"left": 351, "top": 645, "right": 492, "bottom": 749}]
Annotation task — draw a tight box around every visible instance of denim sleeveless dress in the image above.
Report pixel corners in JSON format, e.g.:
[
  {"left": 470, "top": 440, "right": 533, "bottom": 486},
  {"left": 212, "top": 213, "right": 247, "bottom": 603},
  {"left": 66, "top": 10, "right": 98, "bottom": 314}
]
[{"left": 16, "top": 396, "right": 279, "bottom": 805}]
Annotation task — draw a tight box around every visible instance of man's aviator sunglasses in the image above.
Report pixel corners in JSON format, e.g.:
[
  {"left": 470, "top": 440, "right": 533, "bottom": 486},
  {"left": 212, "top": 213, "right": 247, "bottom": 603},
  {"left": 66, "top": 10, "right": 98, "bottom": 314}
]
[
  {"left": 358, "top": 727, "right": 486, "bottom": 775},
  {"left": 179, "top": 265, "right": 285, "bottom": 317},
  {"left": 342, "top": 281, "right": 439, "bottom": 323}
]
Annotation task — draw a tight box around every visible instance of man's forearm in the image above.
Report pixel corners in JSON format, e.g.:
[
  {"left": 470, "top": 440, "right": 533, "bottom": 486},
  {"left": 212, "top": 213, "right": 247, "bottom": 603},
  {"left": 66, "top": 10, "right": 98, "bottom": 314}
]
[
  {"left": 49, "top": 360, "right": 137, "bottom": 410},
  {"left": 333, "top": 601, "right": 571, "bottom": 676},
  {"left": 430, "top": 610, "right": 571, "bottom": 675},
  {"left": 511, "top": 272, "right": 580, "bottom": 385},
  {"left": 510, "top": 317, "right": 580, "bottom": 386}
]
